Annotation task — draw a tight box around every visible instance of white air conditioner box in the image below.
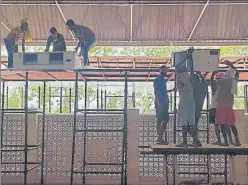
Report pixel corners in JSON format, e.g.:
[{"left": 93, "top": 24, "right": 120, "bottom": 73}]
[
  {"left": 171, "top": 49, "right": 220, "bottom": 72},
  {"left": 13, "top": 51, "right": 82, "bottom": 70}
]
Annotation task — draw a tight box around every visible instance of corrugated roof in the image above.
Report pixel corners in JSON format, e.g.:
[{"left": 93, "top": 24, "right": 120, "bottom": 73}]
[
  {"left": 1, "top": 2, "right": 248, "bottom": 46},
  {"left": 1, "top": 56, "right": 248, "bottom": 81}
]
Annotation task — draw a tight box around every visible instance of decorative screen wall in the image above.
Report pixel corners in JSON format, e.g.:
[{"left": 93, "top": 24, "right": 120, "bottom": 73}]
[{"left": 1, "top": 112, "right": 245, "bottom": 184}]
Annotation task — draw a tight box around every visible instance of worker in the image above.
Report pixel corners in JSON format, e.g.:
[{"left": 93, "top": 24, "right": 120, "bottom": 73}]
[
  {"left": 175, "top": 48, "right": 201, "bottom": 147},
  {"left": 45, "top": 27, "right": 66, "bottom": 52},
  {"left": 153, "top": 65, "right": 175, "bottom": 145},
  {"left": 4, "top": 18, "right": 30, "bottom": 68},
  {"left": 65, "top": 19, "right": 96, "bottom": 66}
]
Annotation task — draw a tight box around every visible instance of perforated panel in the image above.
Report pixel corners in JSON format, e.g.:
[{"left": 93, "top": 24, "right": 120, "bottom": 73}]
[
  {"left": 36, "top": 114, "right": 124, "bottom": 177},
  {"left": 139, "top": 114, "right": 230, "bottom": 179},
  {"left": 1, "top": 114, "right": 25, "bottom": 176}
]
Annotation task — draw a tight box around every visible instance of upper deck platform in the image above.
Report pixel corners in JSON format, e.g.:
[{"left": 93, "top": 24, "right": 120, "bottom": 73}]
[{"left": 1, "top": 56, "right": 248, "bottom": 82}]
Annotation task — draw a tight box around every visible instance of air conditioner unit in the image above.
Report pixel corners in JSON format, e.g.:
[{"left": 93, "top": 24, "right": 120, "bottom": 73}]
[
  {"left": 13, "top": 51, "right": 82, "bottom": 70},
  {"left": 171, "top": 49, "right": 220, "bottom": 72}
]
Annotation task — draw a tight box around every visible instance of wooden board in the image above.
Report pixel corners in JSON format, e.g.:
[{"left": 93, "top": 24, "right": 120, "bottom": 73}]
[{"left": 149, "top": 144, "right": 248, "bottom": 155}]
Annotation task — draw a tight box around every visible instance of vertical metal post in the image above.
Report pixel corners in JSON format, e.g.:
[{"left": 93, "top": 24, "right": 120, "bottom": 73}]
[
  {"left": 69, "top": 87, "right": 72, "bottom": 113},
  {"left": 104, "top": 90, "right": 107, "bottom": 110},
  {"left": 224, "top": 154, "right": 228, "bottom": 185},
  {"left": 1, "top": 81, "right": 5, "bottom": 162},
  {"left": 83, "top": 81, "right": 87, "bottom": 184},
  {"left": 173, "top": 73, "right": 177, "bottom": 185},
  {"left": 207, "top": 155, "right": 212, "bottom": 185},
  {"left": 206, "top": 91, "right": 210, "bottom": 144},
  {"left": 21, "top": 87, "right": 24, "bottom": 108},
  {"left": 41, "top": 82, "right": 46, "bottom": 184},
  {"left": 70, "top": 72, "right": 79, "bottom": 185},
  {"left": 169, "top": 93, "right": 172, "bottom": 112},
  {"left": 121, "top": 71, "right": 128, "bottom": 185},
  {"left": 164, "top": 155, "right": 168, "bottom": 185},
  {"left": 49, "top": 86, "right": 51, "bottom": 113},
  {"left": 38, "top": 86, "right": 41, "bottom": 110},
  {"left": 173, "top": 75, "right": 177, "bottom": 144},
  {"left": 101, "top": 90, "right": 103, "bottom": 109},
  {"left": 97, "top": 88, "right": 99, "bottom": 109},
  {"left": 244, "top": 85, "right": 248, "bottom": 113},
  {"left": 132, "top": 92, "right": 135, "bottom": 108},
  {"left": 60, "top": 87, "right": 63, "bottom": 113},
  {"left": 6, "top": 86, "right": 8, "bottom": 108},
  {"left": 24, "top": 72, "right": 29, "bottom": 185}
]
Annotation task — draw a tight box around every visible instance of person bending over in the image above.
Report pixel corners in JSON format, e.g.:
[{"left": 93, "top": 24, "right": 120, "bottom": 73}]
[
  {"left": 175, "top": 65, "right": 201, "bottom": 147},
  {"left": 153, "top": 65, "right": 175, "bottom": 145},
  {"left": 66, "top": 19, "right": 96, "bottom": 66},
  {"left": 45, "top": 27, "right": 66, "bottom": 52},
  {"left": 4, "top": 19, "right": 29, "bottom": 68}
]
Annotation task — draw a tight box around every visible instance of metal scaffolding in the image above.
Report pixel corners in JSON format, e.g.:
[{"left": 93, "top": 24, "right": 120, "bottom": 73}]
[
  {"left": 1, "top": 72, "right": 46, "bottom": 185},
  {"left": 70, "top": 70, "right": 129, "bottom": 185},
  {"left": 1, "top": 67, "right": 247, "bottom": 185}
]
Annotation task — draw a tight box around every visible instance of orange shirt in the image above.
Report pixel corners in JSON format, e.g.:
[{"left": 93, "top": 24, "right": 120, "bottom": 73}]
[{"left": 6, "top": 26, "right": 24, "bottom": 43}]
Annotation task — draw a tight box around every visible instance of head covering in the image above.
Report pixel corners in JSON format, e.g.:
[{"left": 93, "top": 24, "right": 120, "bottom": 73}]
[
  {"left": 215, "top": 72, "right": 225, "bottom": 79},
  {"left": 20, "top": 18, "right": 32, "bottom": 42},
  {"left": 66, "top": 19, "right": 75, "bottom": 26},
  {"left": 226, "top": 68, "right": 236, "bottom": 79},
  {"left": 21, "top": 18, "right": 29, "bottom": 25}
]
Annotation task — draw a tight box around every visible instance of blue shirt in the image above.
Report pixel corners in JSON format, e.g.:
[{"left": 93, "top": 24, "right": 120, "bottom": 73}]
[{"left": 153, "top": 74, "right": 168, "bottom": 104}]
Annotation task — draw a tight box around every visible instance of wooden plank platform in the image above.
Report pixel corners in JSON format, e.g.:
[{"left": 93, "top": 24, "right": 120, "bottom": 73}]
[{"left": 149, "top": 144, "right": 248, "bottom": 155}]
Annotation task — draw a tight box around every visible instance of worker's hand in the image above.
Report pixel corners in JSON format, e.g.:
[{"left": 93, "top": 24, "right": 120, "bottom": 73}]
[
  {"left": 212, "top": 70, "right": 218, "bottom": 75},
  {"left": 196, "top": 71, "right": 201, "bottom": 74},
  {"left": 224, "top": 60, "right": 232, "bottom": 66},
  {"left": 74, "top": 47, "right": 79, "bottom": 52},
  {"left": 44, "top": 49, "right": 48, "bottom": 52}
]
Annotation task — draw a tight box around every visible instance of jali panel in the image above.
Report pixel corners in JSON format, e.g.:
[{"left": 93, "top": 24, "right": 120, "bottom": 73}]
[
  {"left": 139, "top": 114, "right": 230, "bottom": 179},
  {"left": 1, "top": 114, "right": 25, "bottom": 176},
  {"left": 37, "top": 114, "right": 124, "bottom": 177}
]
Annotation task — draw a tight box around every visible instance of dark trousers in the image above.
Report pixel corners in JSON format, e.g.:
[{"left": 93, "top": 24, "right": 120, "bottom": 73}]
[
  {"left": 4, "top": 38, "right": 18, "bottom": 68},
  {"left": 80, "top": 37, "right": 96, "bottom": 66}
]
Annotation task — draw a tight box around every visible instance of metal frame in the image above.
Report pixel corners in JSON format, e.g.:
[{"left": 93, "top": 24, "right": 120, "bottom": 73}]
[
  {"left": 0, "top": 72, "right": 46, "bottom": 185},
  {"left": 70, "top": 69, "right": 129, "bottom": 185},
  {"left": 0, "top": 67, "right": 244, "bottom": 185}
]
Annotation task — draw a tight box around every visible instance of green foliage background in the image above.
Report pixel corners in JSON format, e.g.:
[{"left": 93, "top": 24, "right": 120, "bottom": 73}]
[{"left": 2, "top": 45, "right": 248, "bottom": 113}]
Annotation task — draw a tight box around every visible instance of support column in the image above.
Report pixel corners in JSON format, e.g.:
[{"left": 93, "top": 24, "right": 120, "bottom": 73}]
[
  {"left": 27, "top": 112, "right": 38, "bottom": 184},
  {"left": 231, "top": 110, "right": 246, "bottom": 184},
  {"left": 127, "top": 109, "right": 139, "bottom": 185}
]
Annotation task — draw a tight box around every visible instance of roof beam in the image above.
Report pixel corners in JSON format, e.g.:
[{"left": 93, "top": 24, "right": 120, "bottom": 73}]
[
  {"left": 1, "top": 22, "right": 10, "bottom": 32},
  {"left": 187, "top": 0, "right": 209, "bottom": 41},
  {"left": 2, "top": 1, "right": 248, "bottom": 5},
  {"left": 54, "top": 0, "right": 75, "bottom": 42}
]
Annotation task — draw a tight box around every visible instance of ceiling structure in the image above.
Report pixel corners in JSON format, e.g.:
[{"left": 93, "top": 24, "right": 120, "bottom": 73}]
[
  {"left": 1, "top": 0, "right": 248, "bottom": 46},
  {"left": 1, "top": 56, "right": 248, "bottom": 82}
]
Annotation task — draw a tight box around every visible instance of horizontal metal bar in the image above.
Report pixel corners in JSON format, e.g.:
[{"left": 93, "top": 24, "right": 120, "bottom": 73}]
[
  {"left": 1, "top": 171, "right": 24, "bottom": 173},
  {"left": 77, "top": 109, "right": 124, "bottom": 112},
  {"left": 1, "top": 109, "right": 43, "bottom": 113},
  {"left": 2, "top": 144, "right": 40, "bottom": 148},
  {"left": 78, "top": 112, "right": 124, "bottom": 115},
  {"left": 2, "top": 149, "right": 24, "bottom": 152},
  {"left": 2, "top": 162, "right": 41, "bottom": 165},
  {"left": 178, "top": 172, "right": 225, "bottom": 175},
  {"left": 85, "top": 162, "right": 124, "bottom": 166},
  {"left": 105, "top": 96, "right": 133, "bottom": 98},
  {"left": 2, "top": 1, "right": 248, "bottom": 5},
  {"left": 73, "top": 171, "right": 122, "bottom": 174},
  {"left": 76, "top": 129, "right": 123, "bottom": 132}
]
